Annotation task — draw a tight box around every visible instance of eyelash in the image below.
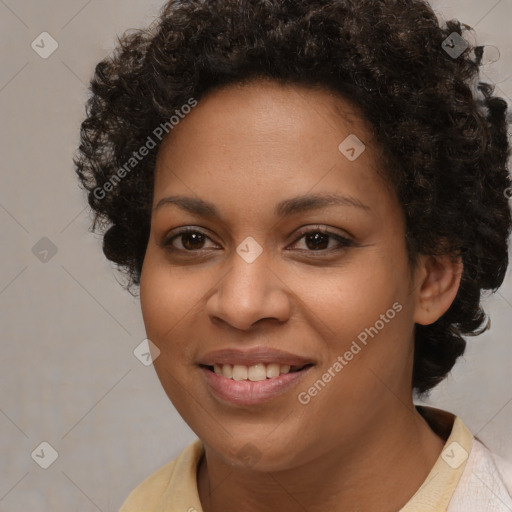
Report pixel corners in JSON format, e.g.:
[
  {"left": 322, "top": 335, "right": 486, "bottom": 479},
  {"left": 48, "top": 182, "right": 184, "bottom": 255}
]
[{"left": 162, "top": 226, "right": 354, "bottom": 255}]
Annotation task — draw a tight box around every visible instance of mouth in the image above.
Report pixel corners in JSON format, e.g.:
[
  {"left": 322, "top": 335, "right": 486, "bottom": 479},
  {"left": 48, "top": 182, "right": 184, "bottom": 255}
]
[
  {"left": 200, "top": 363, "right": 313, "bottom": 381},
  {"left": 199, "top": 361, "right": 314, "bottom": 406},
  {"left": 197, "top": 347, "right": 315, "bottom": 405}
]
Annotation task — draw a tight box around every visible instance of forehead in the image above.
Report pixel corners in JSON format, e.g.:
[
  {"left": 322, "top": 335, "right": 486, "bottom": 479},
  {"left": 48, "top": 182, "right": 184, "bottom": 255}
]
[
  {"left": 156, "top": 80, "right": 374, "bottom": 163},
  {"left": 152, "top": 80, "right": 394, "bottom": 219},
  {"left": 160, "top": 79, "right": 370, "bottom": 145}
]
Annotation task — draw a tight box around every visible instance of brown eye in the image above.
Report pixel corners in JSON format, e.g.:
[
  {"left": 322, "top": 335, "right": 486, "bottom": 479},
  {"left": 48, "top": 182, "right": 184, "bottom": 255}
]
[
  {"left": 304, "top": 232, "right": 330, "bottom": 250},
  {"left": 163, "top": 228, "right": 217, "bottom": 252},
  {"left": 179, "top": 232, "right": 206, "bottom": 250},
  {"left": 290, "top": 228, "right": 353, "bottom": 253}
]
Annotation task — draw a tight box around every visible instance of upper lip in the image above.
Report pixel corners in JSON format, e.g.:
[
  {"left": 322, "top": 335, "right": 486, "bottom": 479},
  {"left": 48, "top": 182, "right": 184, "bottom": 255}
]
[{"left": 197, "top": 347, "right": 314, "bottom": 367}]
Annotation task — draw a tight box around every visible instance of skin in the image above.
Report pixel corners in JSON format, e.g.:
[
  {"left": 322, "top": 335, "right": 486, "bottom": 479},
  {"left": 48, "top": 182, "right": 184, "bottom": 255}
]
[{"left": 140, "top": 79, "right": 462, "bottom": 512}]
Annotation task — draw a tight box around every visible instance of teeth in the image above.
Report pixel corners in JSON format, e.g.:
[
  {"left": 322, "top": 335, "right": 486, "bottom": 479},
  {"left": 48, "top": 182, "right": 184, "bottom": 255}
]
[
  {"left": 232, "top": 365, "right": 248, "bottom": 381},
  {"left": 266, "top": 363, "right": 280, "bottom": 378},
  {"left": 280, "top": 365, "right": 291, "bottom": 374},
  {"left": 221, "top": 364, "right": 233, "bottom": 378},
  {"left": 248, "top": 364, "right": 266, "bottom": 381},
  {"left": 211, "top": 363, "right": 299, "bottom": 380}
]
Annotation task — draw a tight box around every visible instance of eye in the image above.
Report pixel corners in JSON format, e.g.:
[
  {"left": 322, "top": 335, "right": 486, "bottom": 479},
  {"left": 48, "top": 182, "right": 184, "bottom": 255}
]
[
  {"left": 289, "top": 227, "right": 353, "bottom": 252},
  {"left": 162, "top": 226, "right": 354, "bottom": 255},
  {"left": 163, "top": 227, "right": 218, "bottom": 251}
]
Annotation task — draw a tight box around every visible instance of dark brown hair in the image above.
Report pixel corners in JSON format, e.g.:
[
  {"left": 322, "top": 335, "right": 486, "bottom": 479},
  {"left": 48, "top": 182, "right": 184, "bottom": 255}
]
[{"left": 74, "top": 0, "right": 511, "bottom": 395}]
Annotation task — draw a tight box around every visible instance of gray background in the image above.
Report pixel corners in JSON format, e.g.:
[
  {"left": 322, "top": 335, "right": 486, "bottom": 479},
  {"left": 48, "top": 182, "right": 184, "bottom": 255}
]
[{"left": 0, "top": 1, "right": 511, "bottom": 510}]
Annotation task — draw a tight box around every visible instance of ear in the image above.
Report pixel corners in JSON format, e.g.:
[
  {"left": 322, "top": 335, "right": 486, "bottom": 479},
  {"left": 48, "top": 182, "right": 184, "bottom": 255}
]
[{"left": 412, "top": 254, "right": 463, "bottom": 326}]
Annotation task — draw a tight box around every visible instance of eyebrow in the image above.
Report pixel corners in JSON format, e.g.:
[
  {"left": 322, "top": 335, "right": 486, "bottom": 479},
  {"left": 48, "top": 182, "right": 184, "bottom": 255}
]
[{"left": 154, "top": 193, "right": 371, "bottom": 217}]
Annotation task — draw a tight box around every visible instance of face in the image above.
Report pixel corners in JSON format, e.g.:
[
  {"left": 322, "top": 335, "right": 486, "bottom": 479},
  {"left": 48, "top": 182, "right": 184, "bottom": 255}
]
[{"left": 140, "top": 80, "right": 421, "bottom": 471}]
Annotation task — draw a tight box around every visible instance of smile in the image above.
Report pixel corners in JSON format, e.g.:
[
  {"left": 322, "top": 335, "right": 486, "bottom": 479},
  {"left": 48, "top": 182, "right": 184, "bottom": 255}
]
[
  {"left": 207, "top": 363, "right": 308, "bottom": 381},
  {"left": 200, "top": 363, "right": 313, "bottom": 406}
]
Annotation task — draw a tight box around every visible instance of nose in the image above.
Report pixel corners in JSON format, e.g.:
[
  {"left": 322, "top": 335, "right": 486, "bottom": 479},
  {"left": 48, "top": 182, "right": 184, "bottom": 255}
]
[{"left": 205, "top": 243, "right": 292, "bottom": 331}]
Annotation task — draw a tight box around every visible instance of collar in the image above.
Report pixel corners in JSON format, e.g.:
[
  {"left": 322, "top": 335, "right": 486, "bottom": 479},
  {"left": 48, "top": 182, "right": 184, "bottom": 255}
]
[
  {"left": 400, "top": 405, "right": 474, "bottom": 511},
  {"left": 120, "top": 405, "right": 474, "bottom": 512}
]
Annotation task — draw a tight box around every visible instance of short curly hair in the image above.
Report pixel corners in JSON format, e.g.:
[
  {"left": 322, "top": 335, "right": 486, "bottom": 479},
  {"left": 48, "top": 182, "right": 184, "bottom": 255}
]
[{"left": 75, "top": 0, "right": 511, "bottom": 395}]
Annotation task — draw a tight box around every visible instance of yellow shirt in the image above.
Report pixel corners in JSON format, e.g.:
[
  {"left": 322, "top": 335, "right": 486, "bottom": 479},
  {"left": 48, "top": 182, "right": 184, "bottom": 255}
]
[{"left": 120, "top": 406, "right": 512, "bottom": 511}]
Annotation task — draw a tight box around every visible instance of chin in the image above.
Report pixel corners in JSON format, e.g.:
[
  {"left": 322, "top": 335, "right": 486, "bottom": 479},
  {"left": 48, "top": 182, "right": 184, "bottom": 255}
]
[{"left": 203, "top": 433, "right": 310, "bottom": 472}]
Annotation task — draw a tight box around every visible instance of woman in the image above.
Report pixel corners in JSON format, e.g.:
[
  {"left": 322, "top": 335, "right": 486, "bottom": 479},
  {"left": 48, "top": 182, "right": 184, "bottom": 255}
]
[{"left": 75, "top": 0, "right": 512, "bottom": 510}]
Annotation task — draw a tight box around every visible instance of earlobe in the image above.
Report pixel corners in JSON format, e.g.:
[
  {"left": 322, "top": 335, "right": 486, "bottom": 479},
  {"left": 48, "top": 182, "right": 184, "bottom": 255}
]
[{"left": 413, "top": 254, "right": 463, "bottom": 326}]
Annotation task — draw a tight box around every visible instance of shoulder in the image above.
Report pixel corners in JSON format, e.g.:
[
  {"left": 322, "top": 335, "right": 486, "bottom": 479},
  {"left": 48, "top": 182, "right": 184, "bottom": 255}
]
[
  {"left": 448, "top": 438, "right": 512, "bottom": 511},
  {"left": 119, "top": 458, "right": 178, "bottom": 512},
  {"left": 119, "top": 439, "right": 204, "bottom": 512}
]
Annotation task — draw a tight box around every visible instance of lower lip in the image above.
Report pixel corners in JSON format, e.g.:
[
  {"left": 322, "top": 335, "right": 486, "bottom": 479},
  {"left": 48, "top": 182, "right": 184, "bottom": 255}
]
[{"left": 200, "top": 366, "right": 312, "bottom": 406}]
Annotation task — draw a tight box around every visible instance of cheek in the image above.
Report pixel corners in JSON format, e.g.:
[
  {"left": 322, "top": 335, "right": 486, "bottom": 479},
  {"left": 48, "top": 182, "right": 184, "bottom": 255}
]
[
  {"left": 139, "top": 254, "right": 202, "bottom": 411},
  {"left": 139, "top": 250, "right": 198, "bottom": 361},
  {"left": 141, "top": 246, "right": 193, "bottom": 331},
  {"left": 316, "top": 259, "right": 407, "bottom": 342},
  {"left": 301, "top": 252, "right": 413, "bottom": 393}
]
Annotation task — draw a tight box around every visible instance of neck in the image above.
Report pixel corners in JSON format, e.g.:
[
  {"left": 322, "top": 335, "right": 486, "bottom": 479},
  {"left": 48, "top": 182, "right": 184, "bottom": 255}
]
[{"left": 197, "top": 405, "right": 446, "bottom": 512}]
